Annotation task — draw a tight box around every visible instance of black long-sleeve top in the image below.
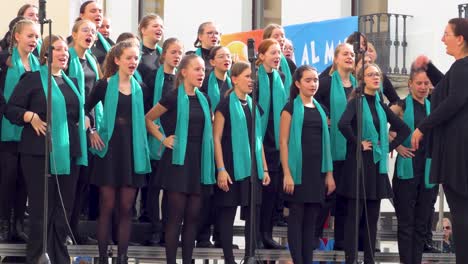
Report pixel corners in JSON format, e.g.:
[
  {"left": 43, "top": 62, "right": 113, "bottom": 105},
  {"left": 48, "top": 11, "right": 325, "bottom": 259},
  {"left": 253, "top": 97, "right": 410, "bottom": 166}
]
[
  {"left": 92, "top": 36, "right": 115, "bottom": 65},
  {"left": 142, "top": 67, "right": 175, "bottom": 113},
  {"left": 138, "top": 45, "right": 161, "bottom": 81},
  {"left": 5, "top": 71, "right": 81, "bottom": 156},
  {"left": 339, "top": 94, "right": 410, "bottom": 151},
  {"left": 315, "top": 75, "right": 353, "bottom": 111}
]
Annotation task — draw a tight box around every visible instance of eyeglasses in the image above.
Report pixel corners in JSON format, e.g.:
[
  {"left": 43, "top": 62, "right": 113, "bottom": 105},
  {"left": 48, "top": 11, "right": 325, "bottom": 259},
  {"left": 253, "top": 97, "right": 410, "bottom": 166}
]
[
  {"left": 205, "top": 31, "right": 220, "bottom": 37},
  {"left": 365, "top": 72, "right": 381, "bottom": 78},
  {"left": 81, "top": 27, "right": 97, "bottom": 35},
  {"left": 443, "top": 226, "right": 451, "bottom": 230},
  {"left": 284, "top": 46, "right": 294, "bottom": 51}
]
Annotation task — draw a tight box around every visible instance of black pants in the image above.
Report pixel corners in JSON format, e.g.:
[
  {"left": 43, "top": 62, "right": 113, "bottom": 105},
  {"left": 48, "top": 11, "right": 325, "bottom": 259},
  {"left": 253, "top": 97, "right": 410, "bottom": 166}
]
[
  {"left": 0, "top": 151, "right": 27, "bottom": 224},
  {"left": 260, "top": 170, "right": 282, "bottom": 234},
  {"left": 218, "top": 206, "right": 260, "bottom": 264},
  {"left": 22, "top": 154, "right": 79, "bottom": 264},
  {"left": 70, "top": 164, "right": 91, "bottom": 241},
  {"left": 444, "top": 185, "right": 468, "bottom": 264},
  {"left": 288, "top": 202, "right": 321, "bottom": 264},
  {"left": 344, "top": 198, "right": 380, "bottom": 264},
  {"left": 393, "top": 176, "right": 437, "bottom": 264}
]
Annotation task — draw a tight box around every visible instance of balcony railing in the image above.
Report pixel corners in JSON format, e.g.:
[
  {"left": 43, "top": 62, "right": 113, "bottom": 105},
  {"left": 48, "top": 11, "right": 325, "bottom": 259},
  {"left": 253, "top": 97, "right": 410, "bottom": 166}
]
[
  {"left": 459, "top": 4, "right": 468, "bottom": 18},
  {"left": 359, "top": 13, "right": 412, "bottom": 75}
]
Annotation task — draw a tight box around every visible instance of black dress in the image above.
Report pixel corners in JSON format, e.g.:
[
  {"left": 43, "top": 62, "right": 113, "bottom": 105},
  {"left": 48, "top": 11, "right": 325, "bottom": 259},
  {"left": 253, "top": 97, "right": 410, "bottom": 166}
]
[
  {"left": 281, "top": 101, "right": 326, "bottom": 204},
  {"left": 156, "top": 88, "right": 211, "bottom": 194},
  {"left": 213, "top": 96, "right": 262, "bottom": 206},
  {"left": 85, "top": 79, "right": 146, "bottom": 187},
  {"left": 199, "top": 72, "right": 231, "bottom": 101},
  {"left": 337, "top": 94, "right": 410, "bottom": 200},
  {"left": 91, "top": 37, "right": 115, "bottom": 65}
]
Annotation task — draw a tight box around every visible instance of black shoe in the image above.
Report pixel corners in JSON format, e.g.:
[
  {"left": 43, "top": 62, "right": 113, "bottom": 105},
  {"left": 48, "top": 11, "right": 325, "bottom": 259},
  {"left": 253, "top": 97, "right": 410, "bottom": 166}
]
[
  {"left": 11, "top": 218, "right": 28, "bottom": 243},
  {"left": 146, "top": 232, "right": 161, "bottom": 246},
  {"left": 423, "top": 243, "right": 441, "bottom": 253},
  {"left": 196, "top": 240, "right": 215, "bottom": 248},
  {"left": 261, "top": 232, "right": 286, "bottom": 249},
  {"left": 128, "top": 241, "right": 141, "bottom": 246},
  {"left": 77, "top": 235, "right": 98, "bottom": 245},
  {"left": 138, "top": 213, "right": 151, "bottom": 223},
  {"left": 116, "top": 255, "right": 128, "bottom": 264},
  {"left": 213, "top": 241, "right": 239, "bottom": 249},
  {"left": 65, "top": 236, "right": 74, "bottom": 246}
]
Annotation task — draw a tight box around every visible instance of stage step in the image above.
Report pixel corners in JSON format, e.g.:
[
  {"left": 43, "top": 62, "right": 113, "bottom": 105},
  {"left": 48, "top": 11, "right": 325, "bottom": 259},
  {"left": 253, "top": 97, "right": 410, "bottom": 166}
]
[{"left": 0, "top": 244, "right": 456, "bottom": 263}]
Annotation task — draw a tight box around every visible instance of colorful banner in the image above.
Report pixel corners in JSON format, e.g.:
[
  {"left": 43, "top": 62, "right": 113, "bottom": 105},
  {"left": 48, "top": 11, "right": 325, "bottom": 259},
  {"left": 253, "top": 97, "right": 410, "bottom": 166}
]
[
  {"left": 220, "top": 16, "right": 358, "bottom": 73},
  {"left": 284, "top": 16, "right": 358, "bottom": 73}
]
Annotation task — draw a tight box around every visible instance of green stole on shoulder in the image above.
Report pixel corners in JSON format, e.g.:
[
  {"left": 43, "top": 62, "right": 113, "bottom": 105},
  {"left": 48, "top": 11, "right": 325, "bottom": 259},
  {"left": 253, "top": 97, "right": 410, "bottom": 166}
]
[
  {"left": 229, "top": 92, "right": 264, "bottom": 181},
  {"left": 97, "top": 32, "right": 111, "bottom": 52},
  {"left": 173, "top": 85, "right": 215, "bottom": 184},
  {"left": 280, "top": 53, "right": 292, "bottom": 95},
  {"left": 90, "top": 73, "right": 151, "bottom": 174},
  {"left": 258, "top": 64, "right": 287, "bottom": 150},
  {"left": 362, "top": 93, "right": 389, "bottom": 174},
  {"left": 39, "top": 66, "right": 87, "bottom": 174},
  {"left": 208, "top": 71, "right": 232, "bottom": 111},
  {"left": 1, "top": 47, "right": 40, "bottom": 141},
  {"left": 148, "top": 66, "right": 166, "bottom": 160},
  {"left": 396, "top": 96, "right": 435, "bottom": 188},
  {"left": 288, "top": 96, "right": 333, "bottom": 184},
  {"left": 330, "top": 70, "right": 356, "bottom": 161}
]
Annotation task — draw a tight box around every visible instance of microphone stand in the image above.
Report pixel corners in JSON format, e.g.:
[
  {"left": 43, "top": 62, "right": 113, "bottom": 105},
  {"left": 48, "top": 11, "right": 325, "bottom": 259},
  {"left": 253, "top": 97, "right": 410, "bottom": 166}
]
[
  {"left": 353, "top": 33, "right": 366, "bottom": 264},
  {"left": 244, "top": 38, "right": 259, "bottom": 264},
  {"left": 38, "top": 1, "right": 53, "bottom": 263}
]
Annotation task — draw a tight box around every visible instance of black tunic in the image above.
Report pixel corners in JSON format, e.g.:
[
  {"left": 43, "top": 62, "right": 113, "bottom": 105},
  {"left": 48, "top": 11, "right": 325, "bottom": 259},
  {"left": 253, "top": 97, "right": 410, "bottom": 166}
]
[
  {"left": 199, "top": 71, "right": 231, "bottom": 101},
  {"left": 91, "top": 37, "right": 115, "bottom": 65},
  {"left": 318, "top": 67, "right": 400, "bottom": 105},
  {"left": 85, "top": 79, "right": 146, "bottom": 187},
  {"left": 5, "top": 72, "right": 81, "bottom": 157},
  {"left": 138, "top": 45, "right": 161, "bottom": 81},
  {"left": 337, "top": 94, "right": 410, "bottom": 199},
  {"left": 315, "top": 75, "right": 353, "bottom": 112},
  {"left": 282, "top": 101, "right": 326, "bottom": 203},
  {"left": 213, "top": 96, "right": 263, "bottom": 206},
  {"left": 418, "top": 57, "right": 468, "bottom": 196},
  {"left": 156, "top": 88, "right": 211, "bottom": 194},
  {"left": 143, "top": 68, "right": 175, "bottom": 112},
  {"left": 393, "top": 98, "right": 428, "bottom": 182}
]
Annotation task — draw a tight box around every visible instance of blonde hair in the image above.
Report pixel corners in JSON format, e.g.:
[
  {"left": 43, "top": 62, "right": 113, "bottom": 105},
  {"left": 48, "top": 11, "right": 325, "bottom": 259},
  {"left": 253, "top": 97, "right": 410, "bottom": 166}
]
[
  {"left": 329, "top": 43, "right": 354, "bottom": 75},
  {"left": 138, "top": 13, "right": 163, "bottom": 39}
]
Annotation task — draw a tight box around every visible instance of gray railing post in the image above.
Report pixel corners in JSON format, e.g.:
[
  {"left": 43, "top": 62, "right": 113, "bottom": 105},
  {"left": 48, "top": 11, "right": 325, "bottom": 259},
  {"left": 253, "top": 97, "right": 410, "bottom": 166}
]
[
  {"left": 401, "top": 15, "right": 408, "bottom": 75},
  {"left": 393, "top": 14, "right": 400, "bottom": 74},
  {"left": 385, "top": 13, "right": 393, "bottom": 74}
]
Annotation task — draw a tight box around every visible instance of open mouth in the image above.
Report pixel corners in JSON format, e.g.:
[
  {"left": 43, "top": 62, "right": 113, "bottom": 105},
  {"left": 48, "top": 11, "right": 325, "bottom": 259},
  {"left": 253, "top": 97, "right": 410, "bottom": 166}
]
[
  {"left": 85, "top": 37, "right": 93, "bottom": 44},
  {"left": 129, "top": 65, "right": 136, "bottom": 71},
  {"left": 223, "top": 62, "right": 230, "bottom": 68},
  {"left": 173, "top": 59, "right": 180, "bottom": 65},
  {"left": 28, "top": 44, "right": 37, "bottom": 50}
]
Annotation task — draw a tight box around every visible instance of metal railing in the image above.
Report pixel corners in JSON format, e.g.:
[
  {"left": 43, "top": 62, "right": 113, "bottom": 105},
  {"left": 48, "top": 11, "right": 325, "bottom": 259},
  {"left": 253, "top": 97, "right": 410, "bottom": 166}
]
[
  {"left": 459, "top": 4, "right": 468, "bottom": 18},
  {"left": 359, "top": 13, "right": 413, "bottom": 75}
]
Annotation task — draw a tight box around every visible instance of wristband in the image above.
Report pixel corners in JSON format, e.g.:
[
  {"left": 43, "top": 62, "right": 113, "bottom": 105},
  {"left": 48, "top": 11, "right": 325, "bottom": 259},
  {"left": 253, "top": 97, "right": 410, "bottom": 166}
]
[
  {"left": 160, "top": 135, "right": 166, "bottom": 143},
  {"left": 264, "top": 170, "right": 269, "bottom": 172},
  {"left": 29, "top": 113, "right": 35, "bottom": 123},
  {"left": 217, "top": 167, "right": 226, "bottom": 172}
]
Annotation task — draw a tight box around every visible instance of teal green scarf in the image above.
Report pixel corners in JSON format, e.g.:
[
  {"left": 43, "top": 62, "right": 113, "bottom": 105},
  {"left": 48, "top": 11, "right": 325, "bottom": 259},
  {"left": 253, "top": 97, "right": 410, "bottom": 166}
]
[
  {"left": 97, "top": 32, "right": 111, "bottom": 52},
  {"left": 288, "top": 96, "right": 333, "bottom": 184},
  {"left": 229, "top": 92, "right": 263, "bottom": 181},
  {"left": 148, "top": 66, "right": 166, "bottom": 160},
  {"left": 396, "top": 96, "right": 435, "bottom": 188},
  {"left": 195, "top": 47, "right": 202, "bottom": 57},
  {"left": 1, "top": 47, "right": 40, "bottom": 141},
  {"left": 90, "top": 73, "right": 151, "bottom": 174},
  {"left": 39, "top": 66, "right": 87, "bottom": 174},
  {"left": 173, "top": 85, "right": 215, "bottom": 184},
  {"left": 67, "top": 47, "right": 104, "bottom": 130},
  {"left": 362, "top": 93, "right": 388, "bottom": 173},
  {"left": 280, "top": 53, "right": 292, "bottom": 95},
  {"left": 258, "top": 64, "right": 287, "bottom": 150},
  {"left": 36, "top": 38, "right": 43, "bottom": 55},
  {"left": 208, "top": 71, "right": 232, "bottom": 111},
  {"left": 330, "top": 71, "right": 356, "bottom": 161}
]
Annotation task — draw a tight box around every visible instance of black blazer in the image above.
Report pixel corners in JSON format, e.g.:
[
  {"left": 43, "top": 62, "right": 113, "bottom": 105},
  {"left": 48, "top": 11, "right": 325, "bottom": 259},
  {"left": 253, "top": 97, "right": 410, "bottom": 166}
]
[{"left": 5, "top": 71, "right": 80, "bottom": 156}]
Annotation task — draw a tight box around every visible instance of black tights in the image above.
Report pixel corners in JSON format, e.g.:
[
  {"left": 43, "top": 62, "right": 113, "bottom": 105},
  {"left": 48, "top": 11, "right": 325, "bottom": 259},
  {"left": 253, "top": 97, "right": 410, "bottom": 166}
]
[
  {"left": 165, "top": 191, "right": 202, "bottom": 264},
  {"left": 287, "top": 202, "right": 320, "bottom": 264},
  {"left": 97, "top": 186, "right": 136, "bottom": 257},
  {"left": 218, "top": 206, "right": 260, "bottom": 264}
]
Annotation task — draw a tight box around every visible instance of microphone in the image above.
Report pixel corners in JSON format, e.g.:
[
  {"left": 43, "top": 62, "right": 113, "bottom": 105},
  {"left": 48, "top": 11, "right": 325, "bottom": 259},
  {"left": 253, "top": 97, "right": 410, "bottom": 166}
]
[
  {"left": 39, "top": 0, "right": 47, "bottom": 24},
  {"left": 247, "top": 38, "right": 255, "bottom": 62}
]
